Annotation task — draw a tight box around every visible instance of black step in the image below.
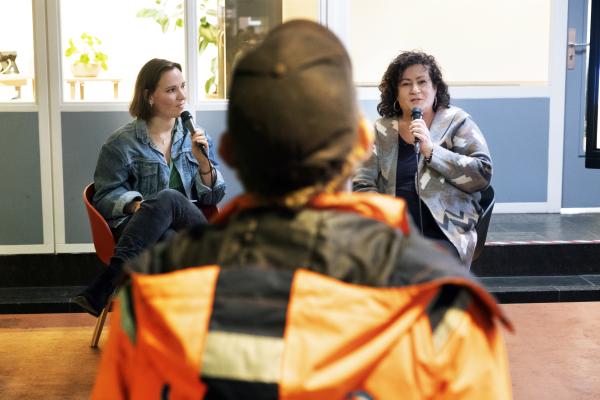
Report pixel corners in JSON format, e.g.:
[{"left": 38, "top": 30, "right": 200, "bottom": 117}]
[
  {"left": 2, "top": 233, "right": 600, "bottom": 313},
  {"left": 0, "top": 286, "right": 85, "bottom": 314},
  {"left": 480, "top": 274, "right": 600, "bottom": 303},
  {"left": 472, "top": 242, "right": 600, "bottom": 277}
]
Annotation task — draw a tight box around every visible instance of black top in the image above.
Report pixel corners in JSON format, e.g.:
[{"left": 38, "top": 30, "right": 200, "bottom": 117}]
[{"left": 395, "top": 138, "right": 448, "bottom": 242}]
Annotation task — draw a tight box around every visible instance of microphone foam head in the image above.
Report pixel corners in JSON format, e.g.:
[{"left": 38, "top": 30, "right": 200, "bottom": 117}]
[
  {"left": 411, "top": 107, "right": 423, "bottom": 120},
  {"left": 180, "top": 110, "right": 192, "bottom": 122}
]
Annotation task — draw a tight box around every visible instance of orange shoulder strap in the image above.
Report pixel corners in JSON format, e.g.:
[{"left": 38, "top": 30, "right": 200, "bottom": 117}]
[{"left": 213, "top": 192, "right": 410, "bottom": 234}]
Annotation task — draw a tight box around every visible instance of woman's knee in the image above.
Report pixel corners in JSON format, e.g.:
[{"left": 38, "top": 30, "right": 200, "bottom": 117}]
[{"left": 155, "top": 189, "right": 188, "bottom": 205}]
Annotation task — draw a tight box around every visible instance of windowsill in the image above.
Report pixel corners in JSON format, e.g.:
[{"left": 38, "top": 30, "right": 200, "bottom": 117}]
[
  {"left": 58, "top": 99, "right": 231, "bottom": 112},
  {"left": 0, "top": 103, "right": 38, "bottom": 112}
]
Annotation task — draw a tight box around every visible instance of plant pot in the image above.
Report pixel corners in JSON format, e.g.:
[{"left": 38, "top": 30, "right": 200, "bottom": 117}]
[{"left": 71, "top": 62, "right": 100, "bottom": 78}]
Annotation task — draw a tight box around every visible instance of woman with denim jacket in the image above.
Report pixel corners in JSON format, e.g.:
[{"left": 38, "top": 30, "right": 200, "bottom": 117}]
[{"left": 73, "top": 58, "right": 226, "bottom": 316}]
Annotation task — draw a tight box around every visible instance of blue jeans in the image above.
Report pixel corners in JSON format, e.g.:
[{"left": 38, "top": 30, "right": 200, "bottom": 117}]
[{"left": 111, "top": 189, "right": 207, "bottom": 269}]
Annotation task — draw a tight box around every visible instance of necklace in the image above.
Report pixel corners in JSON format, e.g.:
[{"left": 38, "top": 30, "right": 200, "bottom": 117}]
[{"left": 155, "top": 135, "right": 168, "bottom": 146}]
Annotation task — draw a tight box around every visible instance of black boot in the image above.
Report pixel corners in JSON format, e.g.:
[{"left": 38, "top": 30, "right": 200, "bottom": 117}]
[{"left": 72, "top": 261, "right": 124, "bottom": 317}]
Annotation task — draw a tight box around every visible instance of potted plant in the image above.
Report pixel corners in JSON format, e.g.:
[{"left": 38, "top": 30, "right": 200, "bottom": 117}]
[{"left": 64, "top": 33, "right": 108, "bottom": 77}]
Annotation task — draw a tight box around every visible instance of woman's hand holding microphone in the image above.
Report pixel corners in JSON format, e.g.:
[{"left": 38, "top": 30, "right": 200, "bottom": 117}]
[
  {"left": 181, "top": 111, "right": 212, "bottom": 174},
  {"left": 410, "top": 118, "right": 433, "bottom": 161}
]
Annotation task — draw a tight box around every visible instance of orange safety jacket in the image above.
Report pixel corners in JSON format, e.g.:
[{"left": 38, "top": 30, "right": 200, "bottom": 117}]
[{"left": 93, "top": 193, "right": 513, "bottom": 399}]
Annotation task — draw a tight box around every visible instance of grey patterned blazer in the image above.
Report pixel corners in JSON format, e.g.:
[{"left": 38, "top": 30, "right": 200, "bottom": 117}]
[{"left": 353, "top": 105, "right": 493, "bottom": 267}]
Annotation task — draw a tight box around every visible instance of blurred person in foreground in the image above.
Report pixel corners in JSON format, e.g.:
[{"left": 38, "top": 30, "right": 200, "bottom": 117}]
[
  {"left": 93, "top": 20, "right": 512, "bottom": 400},
  {"left": 353, "top": 51, "right": 492, "bottom": 268}
]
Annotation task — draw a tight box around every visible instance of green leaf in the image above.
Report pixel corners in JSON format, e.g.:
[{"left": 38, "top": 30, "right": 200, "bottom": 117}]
[
  {"left": 198, "top": 38, "right": 209, "bottom": 54},
  {"left": 65, "top": 39, "right": 77, "bottom": 57},
  {"left": 95, "top": 52, "right": 108, "bottom": 63},
  {"left": 158, "top": 15, "right": 169, "bottom": 32},
  {"left": 205, "top": 76, "right": 215, "bottom": 94},
  {"left": 136, "top": 9, "right": 159, "bottom": 18},
  {"left": 80, "top": 54, "right": 90, "bottom": 64},
  {"left": 199, "top": 25, "right": 219, "bottom": 44},
  {"left": 176, "top": 18, "right": 183, "bottom": 28}
]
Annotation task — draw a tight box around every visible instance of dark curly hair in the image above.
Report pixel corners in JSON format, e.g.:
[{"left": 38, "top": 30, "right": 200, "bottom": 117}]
[{"left": 377, "top": 51, "right": 450, "bottom": 118}]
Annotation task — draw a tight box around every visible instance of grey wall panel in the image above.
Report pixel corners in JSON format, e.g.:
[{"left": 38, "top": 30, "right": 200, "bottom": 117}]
[
  {"left": 359, "top": 98, "right": 550, "bottom": 203},
  {"left": 360, "top": 99, "right": 381, "bottom": 126},
  {"left": 455, "top": 98, "right": 549, "bottom": 203},
  {"left": 562, "top": 0, "right": 600, "bottom": 208},
  {"left": 197, "top": 110, "right": 243, "bottom": 203},
  {"left": 62, "top": 112, "right": 131, "bottom": 243},
  {"left": 61, "top": 96, "right": 553, "bottom": 245},
  {"left": 0, "top": 113, "right": 43, "bottom": 244},
  {"left": 63, "top": 111, "right": 241, "bottom": 244}
]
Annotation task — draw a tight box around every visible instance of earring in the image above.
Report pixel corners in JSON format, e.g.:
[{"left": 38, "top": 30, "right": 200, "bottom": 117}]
[
  {"left": 433, "top": 97, "right": 438, "bottom": 109},
  {"left": 393, "top": 100, "right": 400, "bottom": 112},
  {"left": 149, "top": 100, "right": 154, "bottom": 107}
]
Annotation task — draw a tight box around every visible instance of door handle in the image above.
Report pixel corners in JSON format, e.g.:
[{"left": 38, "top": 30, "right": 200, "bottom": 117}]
[{"left": 567, "top": 28, "right": 589, "bottom": 69}]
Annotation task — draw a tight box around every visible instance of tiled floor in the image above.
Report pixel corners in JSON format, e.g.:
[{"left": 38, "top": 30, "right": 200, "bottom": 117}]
[
  {"left": 0, "top": 313, "right": 103, "bottom": 399},
  {"left": 488, "top": 213, "right": 600, "bottom": 242},
  {"left": 1, "top": 303, "right": 600, "bottom": 399}
]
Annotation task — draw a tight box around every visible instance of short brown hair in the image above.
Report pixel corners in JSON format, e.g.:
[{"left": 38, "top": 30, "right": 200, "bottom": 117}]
[{"left": 129, "top": 58, "right": 182, "bottom": 121}]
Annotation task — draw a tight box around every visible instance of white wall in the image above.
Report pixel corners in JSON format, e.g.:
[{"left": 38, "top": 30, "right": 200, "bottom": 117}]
[{"left": 348, "top": 0, "right": 551, "bottom": 85}]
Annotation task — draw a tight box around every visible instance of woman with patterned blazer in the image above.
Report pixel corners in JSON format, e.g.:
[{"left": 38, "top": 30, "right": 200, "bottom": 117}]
[{"left": 353, "top": 51, "right": 492, "bottom": 267}]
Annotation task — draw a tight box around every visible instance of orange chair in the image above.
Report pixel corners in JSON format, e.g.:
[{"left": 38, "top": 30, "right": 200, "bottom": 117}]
[
  {"left": 82, "top": 183, "right": 219, "bottom": 347},
  {"left": 199, "top": 203, "right": 219, "bottom": 221},
  {"left": 83, "top": 183, "right": 116, "bottom": 348}
]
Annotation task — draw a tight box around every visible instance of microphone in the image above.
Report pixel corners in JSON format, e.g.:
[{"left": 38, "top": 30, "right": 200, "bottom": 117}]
[
  {"left": 180, "top": 111, "right": 208, "bottom": 158},
  {"left": 411, "top": 107, "right": 423, "bottom": 154}
]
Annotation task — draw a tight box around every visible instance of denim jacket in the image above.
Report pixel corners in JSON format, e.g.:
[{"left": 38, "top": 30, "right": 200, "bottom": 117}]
[{"left": 93, "top": 118, "right": 226, "bottom": 227}]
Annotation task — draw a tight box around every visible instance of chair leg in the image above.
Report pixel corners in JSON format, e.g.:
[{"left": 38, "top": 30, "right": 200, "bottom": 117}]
[{"left": 90, "top": 304, "right": 110, "bottom": 348}]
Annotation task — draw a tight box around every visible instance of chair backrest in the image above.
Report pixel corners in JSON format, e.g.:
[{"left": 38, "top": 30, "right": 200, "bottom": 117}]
[
  {"left": 198, "top": 204, "right": 219, "bottom": 221},
  {"left": 472, "top": 185, "right": 495, "bottom": 262},
  {"left": 83, "top": 183, "right": 115, "bottom": 265}
]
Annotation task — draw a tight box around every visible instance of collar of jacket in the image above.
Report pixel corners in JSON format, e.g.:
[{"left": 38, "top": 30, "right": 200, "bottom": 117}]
[
  {"left": 133, "top": 118, "right": 185, "bottom": 146},
  {"left": 379, "top": 105, "right": 462, "bottom": 148},
  {"left": 213, "top": 192, "right": 411, "bottom": 235}
]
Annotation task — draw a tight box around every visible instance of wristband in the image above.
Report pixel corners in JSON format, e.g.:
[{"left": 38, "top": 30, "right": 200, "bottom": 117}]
[{"left": 425, "top": 148, "right": 433, "bottom": 164}]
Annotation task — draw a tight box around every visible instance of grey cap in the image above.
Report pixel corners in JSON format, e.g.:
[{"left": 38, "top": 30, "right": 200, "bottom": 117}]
[{"left": 228, "top": 20, "right": 358, "bottom": 196}]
